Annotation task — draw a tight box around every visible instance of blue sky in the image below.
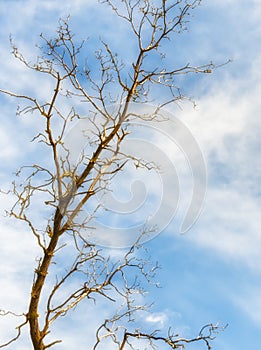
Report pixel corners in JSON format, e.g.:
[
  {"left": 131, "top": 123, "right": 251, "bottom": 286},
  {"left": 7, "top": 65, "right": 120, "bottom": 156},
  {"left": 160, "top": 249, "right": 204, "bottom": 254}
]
[{"left": 0, "top": 0, "right": 261, "bottom": 349}]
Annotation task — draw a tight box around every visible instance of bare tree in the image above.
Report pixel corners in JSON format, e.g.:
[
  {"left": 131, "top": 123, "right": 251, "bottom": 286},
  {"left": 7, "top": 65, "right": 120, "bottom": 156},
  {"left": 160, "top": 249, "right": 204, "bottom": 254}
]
[{"left": 0, "top": 1, "right": 226, "bottom": 349}]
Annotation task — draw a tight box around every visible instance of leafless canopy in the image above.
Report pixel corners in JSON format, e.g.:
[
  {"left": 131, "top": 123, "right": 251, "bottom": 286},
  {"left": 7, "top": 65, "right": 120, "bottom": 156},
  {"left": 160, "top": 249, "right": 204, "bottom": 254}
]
[{"left": 0, "top": 1, "right": 225, "bottom": 349}]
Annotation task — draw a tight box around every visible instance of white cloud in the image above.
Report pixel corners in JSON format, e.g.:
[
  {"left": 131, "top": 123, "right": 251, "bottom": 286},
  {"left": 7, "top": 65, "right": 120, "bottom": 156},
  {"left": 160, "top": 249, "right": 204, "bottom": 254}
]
[
  {"left": 189, "top": 188, "right": 261, "bottom": 268},
  {"left": 161, "top": 26, "right": 260, "bottom": 268},
  {"left": 145, "top": 312, "right": 168, "bottom": 327},
  {"left": 0, "top": 217, "right": 40, "bottom": 346}
]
